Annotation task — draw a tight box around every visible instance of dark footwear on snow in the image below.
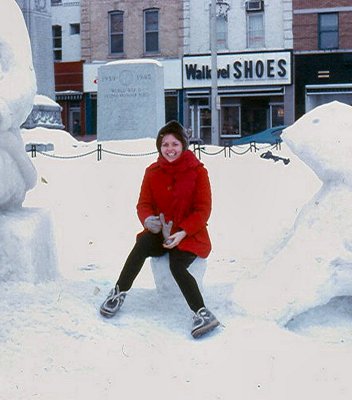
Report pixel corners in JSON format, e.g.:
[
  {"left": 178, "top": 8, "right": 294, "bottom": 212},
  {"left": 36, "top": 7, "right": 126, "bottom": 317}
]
[
  {"left": 100, "top": 286, "right": 126, "bottom": 318},
  {"left": 191, "top": 307, "right": 220, "bottom": 338}
]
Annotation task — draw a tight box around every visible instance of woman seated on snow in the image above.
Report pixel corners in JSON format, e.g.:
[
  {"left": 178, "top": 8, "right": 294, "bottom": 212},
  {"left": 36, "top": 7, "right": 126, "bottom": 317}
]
[{"left": 100, "top": 120, "right": 219, "bottom": 339}]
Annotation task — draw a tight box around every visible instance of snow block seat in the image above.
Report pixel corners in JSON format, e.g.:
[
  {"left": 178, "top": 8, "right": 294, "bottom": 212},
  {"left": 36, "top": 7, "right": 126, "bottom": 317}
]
[
  {"left": 150, "top": 254, "right": 206, "bottom": 295},
  {"left": 0, "top": 208, "right": 58, "bottom": 283}
]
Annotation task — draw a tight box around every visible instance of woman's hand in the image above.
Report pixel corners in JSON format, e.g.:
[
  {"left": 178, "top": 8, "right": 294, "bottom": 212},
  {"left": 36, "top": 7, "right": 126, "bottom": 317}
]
[
  {"left": 144, "top": 215, "right": 162, "bottom": 234},
  {"left": 163, "top": 230, "right": 187, "bottom": 249}
]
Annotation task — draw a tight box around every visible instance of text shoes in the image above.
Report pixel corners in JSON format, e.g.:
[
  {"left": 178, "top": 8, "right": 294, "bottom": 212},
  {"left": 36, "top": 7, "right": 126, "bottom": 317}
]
[
  {"left": 100, "top": 286, "right": 126, "bottom": 318},
  {"left": 191, "top": 307, "right": 220, "bottom": 339}
]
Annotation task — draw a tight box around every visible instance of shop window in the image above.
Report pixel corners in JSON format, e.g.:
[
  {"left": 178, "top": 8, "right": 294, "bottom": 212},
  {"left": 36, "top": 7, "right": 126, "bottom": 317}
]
[
  {"left": 165, "top": 93, "right": 178, "bottom": 122},
  {"left": 247, "top": 13, "right": 265, "bottom": 49},
  {"left": 217, "top": 15, "right": 228, "bottom": 50},
  {"left": 52, "top": 25, "right": 62, "bottom": 62},
  {"left": 220, "top": 105, "right": 240, "bottom": 137},
  {"left": 109, "top": 11, "right": 124, "bottom": 54},
  {"left": 144, "top": 8, "right": 159, "bottom": 53},
  {"left": 319, "top": 13, "right": 338, "bottom": 50},
  {"left": 271, "top": 104, "right": 284, "bottom": 127},
  {"left": 70, "top": 23, "right": 80, "bottom": 35},
  {"left": 241, "top": 99, "right": 267, "bottom": 136}
]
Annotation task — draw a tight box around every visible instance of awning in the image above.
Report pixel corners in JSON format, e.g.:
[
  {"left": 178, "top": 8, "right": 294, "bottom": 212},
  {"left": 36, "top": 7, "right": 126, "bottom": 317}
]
[{"left": 55, "top": 91, "right": 83, "bottom": 101}]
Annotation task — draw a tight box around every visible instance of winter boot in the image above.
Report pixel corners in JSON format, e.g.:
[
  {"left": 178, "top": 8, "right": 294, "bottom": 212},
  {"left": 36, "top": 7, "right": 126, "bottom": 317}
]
[
  {"left": 191, "top": 307, "right": 220, "bottom": 338},
  {"left": 100, "top": 285, "right": 126, "bottom": 318}
]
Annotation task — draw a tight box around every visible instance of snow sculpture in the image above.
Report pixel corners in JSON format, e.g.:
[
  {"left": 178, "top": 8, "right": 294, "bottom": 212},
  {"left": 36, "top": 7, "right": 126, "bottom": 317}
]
[
  {"left": 234, "top": 101, "right": 352, "bottom": 325},
  {"left": 0, "top": 0, "right": 37, "bottom": 209},
  {"left": 0, "top": 1, "right": 57, "bottom": 282}
]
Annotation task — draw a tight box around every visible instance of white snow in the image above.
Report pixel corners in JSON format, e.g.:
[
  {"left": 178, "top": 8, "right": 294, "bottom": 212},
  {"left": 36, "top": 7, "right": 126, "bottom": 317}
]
[
  {"left": 0, "top": 102, "right": 348, "bottom": 399},
  {"left": 2, "top": 1, "right": 352, "bottom": 396}
]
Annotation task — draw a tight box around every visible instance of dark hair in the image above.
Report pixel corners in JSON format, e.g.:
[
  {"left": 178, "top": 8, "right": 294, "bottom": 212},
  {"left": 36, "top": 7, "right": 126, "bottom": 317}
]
[{"left": 156, "top": 120, "right": 189, "bottom": 153}]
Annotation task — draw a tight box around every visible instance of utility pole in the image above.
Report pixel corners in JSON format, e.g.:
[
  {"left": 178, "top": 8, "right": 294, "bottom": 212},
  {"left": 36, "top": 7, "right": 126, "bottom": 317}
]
[{"left": 210, "top": 0, "right": 219, "bottom": 146}]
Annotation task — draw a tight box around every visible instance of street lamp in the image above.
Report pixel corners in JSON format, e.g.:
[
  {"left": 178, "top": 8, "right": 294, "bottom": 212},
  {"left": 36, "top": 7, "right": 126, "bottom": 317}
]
[{"left": 210, "top": 0, "right": 230, "bottom": 145}]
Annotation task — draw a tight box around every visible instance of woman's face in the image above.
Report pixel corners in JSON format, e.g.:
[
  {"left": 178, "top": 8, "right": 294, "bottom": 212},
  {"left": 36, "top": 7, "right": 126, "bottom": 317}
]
[{"left": 160, "top": 134, "right": 183, "bottom": 162}]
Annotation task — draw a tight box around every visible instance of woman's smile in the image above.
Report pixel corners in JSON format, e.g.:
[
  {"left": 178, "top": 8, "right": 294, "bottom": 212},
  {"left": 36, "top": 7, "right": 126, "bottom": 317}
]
[{"left": 160, "top": 134, "right": 183, "bottom": 162}]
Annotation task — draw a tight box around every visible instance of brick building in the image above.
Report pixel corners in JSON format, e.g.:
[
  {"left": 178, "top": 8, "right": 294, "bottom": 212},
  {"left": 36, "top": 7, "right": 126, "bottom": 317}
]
[
  {"left": 183, "top": 0, "right": 294, "bottom": 145},
  {"left": 293, "top": 0, "right": 352, "bottom": 118},
  {"left": 80, "top": 0, "right": 185, "bottom": 135}
]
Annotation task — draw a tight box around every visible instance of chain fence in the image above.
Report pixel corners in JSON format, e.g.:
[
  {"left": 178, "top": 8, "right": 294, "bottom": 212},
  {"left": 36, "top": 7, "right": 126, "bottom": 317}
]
[{"left": 27, "top": 140, "right": 282, "bottom": 162}]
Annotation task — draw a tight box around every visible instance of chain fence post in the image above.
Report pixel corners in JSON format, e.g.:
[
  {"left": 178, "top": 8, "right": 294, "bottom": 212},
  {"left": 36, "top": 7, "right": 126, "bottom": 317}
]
[
  {"left": 31, "top": 144, "right": 36, "bottom": 158},
  {"left": 97, "top": 144, "right": 102, "bottom": 161},
  {"left": 250, "top": 142, "right": 257, "bottom": 153}
]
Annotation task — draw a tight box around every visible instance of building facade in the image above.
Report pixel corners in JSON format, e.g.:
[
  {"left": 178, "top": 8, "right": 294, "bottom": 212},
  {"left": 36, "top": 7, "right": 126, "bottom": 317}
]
[
  {"left": 293, "top": 0, "right": 352, "bottom": 119},
  {"left": 183, "top": 0, "right": 294, "bottom": 144},
  {"left": 51, "top": 0, "right": 84, "bottom": 135},
  {"left": 80, "top": 0, "right": 185, "bottom": 135},
  {"left": 16, "top": 0, "right": 55, "bottom": 99}
]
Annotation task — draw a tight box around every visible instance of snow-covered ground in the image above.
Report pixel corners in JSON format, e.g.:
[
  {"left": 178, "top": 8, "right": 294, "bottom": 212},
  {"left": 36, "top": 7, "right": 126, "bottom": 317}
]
[{"left": 1, "top": 113, "right": 352, "bottom": 399}]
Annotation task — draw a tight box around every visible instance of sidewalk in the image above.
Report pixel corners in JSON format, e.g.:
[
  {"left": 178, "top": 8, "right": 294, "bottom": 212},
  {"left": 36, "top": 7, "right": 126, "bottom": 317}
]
[{"left": 75, "top": 134, "right": 97, "bottom": 142}]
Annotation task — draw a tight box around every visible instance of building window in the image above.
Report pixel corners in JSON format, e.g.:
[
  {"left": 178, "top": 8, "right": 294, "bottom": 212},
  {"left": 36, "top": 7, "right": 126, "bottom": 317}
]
[
  {"left": 247, "top": 13, "right": 265, "bottom": 48},
  {"left": 109, "top": 11, "right": 124, "bottom": 54},
  {"left": 217, "top": 15, "right": 228, "bottom": 50},
  {"left": 51, "top": 0, "right": 62, "bottom": 5},
  {"left": 70, "top": 23, "right": 80, "bottom": 35},
  {"left": 270, "top": 104, "right": 285, "bottom": 127},
  {"left": 221, "top": 105, "right": 240, "bottom": 137},
  {"left": 319, "top": 13, "right": 338, "bottom": 50},
  {"left": 144, "top": 8, "right": 159, "bottom": 53},
  {"left": 52, "top": 25, "right": 62, "bottom": 61}
]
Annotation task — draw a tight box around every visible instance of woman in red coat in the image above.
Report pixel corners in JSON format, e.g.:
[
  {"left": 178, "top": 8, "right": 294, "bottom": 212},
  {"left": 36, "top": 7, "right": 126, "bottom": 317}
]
[{"left": 100, "top": 120, "right": 219, "bottom": 338}]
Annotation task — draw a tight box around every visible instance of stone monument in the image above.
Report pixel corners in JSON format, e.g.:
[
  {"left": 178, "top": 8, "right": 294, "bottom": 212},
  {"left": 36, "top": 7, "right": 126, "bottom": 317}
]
[
  {"left": 97, "top": 59, "right": 165, "bottom": 141},
  {"left": 16, "top": 0, "right": 63, "bottom": 130}
]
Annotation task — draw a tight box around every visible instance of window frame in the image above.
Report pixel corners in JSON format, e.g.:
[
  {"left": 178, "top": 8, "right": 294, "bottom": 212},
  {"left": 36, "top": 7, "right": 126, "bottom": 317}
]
[
  {"left": 144, "top": 8, "right": 159, "bottom": 54},
  {"left": 246, "top": 12, "right": 265, "bottom": 49},
  {"left": 318, "top": 12, "right": 339, "bottom": 50},
  {"left": 109, "top": 10, "right": 124, "bottom": 55},
  {"left": 216, "top": 14, "right": 228, "bottom": 50},
  {"left": 70, "top": 23, "right": 80, "bottom": 35},
  {"left": 52, "top": 24, "right": 62, "bottom": 62}
]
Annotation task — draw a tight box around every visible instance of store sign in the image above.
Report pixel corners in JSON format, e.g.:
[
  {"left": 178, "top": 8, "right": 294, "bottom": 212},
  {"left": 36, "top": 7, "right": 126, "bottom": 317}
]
[{"left": 183, "top": 51, "right": 291, "bottom": 88}]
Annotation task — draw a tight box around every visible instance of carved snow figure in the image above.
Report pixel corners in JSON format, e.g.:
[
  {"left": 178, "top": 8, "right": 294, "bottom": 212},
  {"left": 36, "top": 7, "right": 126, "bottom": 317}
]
[
  {"left": 0, "top": 1, "right": 57, "bottom": 283},
  {"left": 234, "top": 101, "right": 352, "bottom": 325},
  {"left": 0, "top": 0, "right": 37, "bottom": 210}
]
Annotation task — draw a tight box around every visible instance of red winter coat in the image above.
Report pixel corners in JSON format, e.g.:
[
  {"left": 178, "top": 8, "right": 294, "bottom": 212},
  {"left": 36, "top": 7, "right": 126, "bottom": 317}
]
[{"left": 137, "top": 150, "right": 212, "bottom": 258}]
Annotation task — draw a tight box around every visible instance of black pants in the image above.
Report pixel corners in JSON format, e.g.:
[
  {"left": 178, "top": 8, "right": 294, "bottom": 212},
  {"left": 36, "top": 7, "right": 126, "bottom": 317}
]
[{"left": 116, "top": 231, "right": 205, "bottom": 312}]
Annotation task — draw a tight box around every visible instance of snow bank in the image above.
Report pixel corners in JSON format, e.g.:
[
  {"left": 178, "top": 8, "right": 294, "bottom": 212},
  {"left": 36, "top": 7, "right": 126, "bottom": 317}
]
[{"left": 233, "top": 101, "right": 352, "bottom": 325}]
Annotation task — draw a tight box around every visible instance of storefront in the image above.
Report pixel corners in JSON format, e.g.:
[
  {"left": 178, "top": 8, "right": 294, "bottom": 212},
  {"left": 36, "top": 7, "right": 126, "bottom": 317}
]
[
  {"left": 183, "top": 51, "right": 293, "bottom": 145},
  {"left": 54, "top": 61, "right": 85, "bottom": 136},
  {"left": 295, "top": 53, "right": 352, "bottom": 120},
  {"left": 83, "top": 59, "right": 183, "bottom": 136}
]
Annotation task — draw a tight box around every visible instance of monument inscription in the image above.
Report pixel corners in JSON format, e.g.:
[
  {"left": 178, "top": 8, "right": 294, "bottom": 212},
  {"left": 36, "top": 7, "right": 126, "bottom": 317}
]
[{"left": 97, "top": 60, "right": 165, "bottom": 141}]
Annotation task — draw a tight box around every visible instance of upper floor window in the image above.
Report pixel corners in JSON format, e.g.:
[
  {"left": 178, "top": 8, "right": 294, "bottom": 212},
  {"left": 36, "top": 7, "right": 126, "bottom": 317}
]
[
  {"left": 51, "top": 0, "right": 62, "bottom": 5},
  {"left": 217, "top": 14, "right": 228, "bottom": 50},
  {"left": 52, "top": 25, "right": 62, "bottom": 62},
  {"left": 247, "top": 13, "right": 265, "bottom": 48},
  {"left": 319, "top": 13, "right": 338, "bottom": 50},
  {"left": 109, "top": 11, "right": 124, "bottom": 54},
  {"left": 70, "top": 23, "right": 80, "bottom": 35},
  {"left": 144, "top": 8, "right": 159, "bottom": 53}
]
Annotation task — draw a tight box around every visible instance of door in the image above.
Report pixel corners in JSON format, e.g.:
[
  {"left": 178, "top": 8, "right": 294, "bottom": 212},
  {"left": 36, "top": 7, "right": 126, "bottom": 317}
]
[
  {"left": 69, "top": 107, "right": 81, "bottom": 136},
  {"left": 198, "top": 106, "right": 211, "bottom": 144}
]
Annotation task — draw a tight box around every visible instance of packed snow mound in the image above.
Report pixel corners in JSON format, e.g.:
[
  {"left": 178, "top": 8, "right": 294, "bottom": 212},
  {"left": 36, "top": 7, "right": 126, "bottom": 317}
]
[
  {"left": 233, "top": 101, "right": 352, "bottom": 325},
  {"left": 282, "top": 101, "right": 352, "bottom": 185}
]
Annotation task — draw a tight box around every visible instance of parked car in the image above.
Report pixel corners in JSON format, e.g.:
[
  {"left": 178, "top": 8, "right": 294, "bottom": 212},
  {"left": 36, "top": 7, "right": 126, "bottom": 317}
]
[{"left": 231, "top": 125, "right": 287, "bottom": 146}]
